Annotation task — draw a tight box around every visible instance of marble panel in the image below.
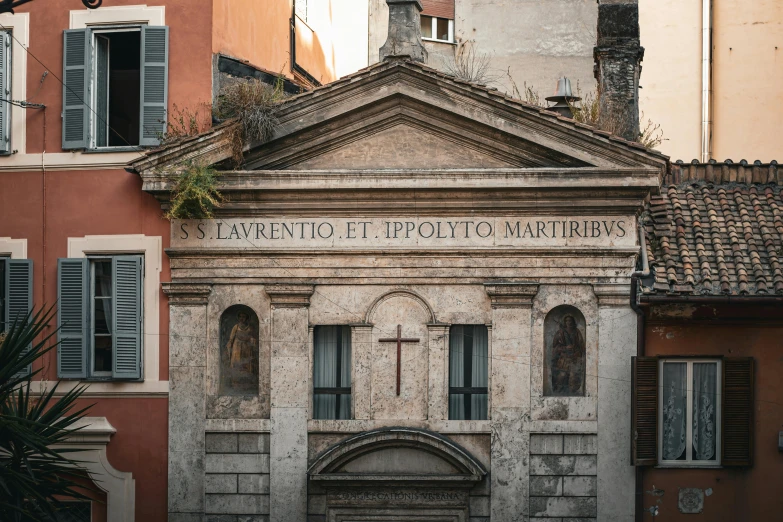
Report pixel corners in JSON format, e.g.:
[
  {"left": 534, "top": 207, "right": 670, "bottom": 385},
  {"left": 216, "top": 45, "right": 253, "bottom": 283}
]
[
  {"left": 530, "top": 434, "right": 564, "bottom": 454},
  {"left": 171, "top": 305, "right": 208, "bottom": 367},
  {"left": 169, "top": 450, "right": 205, "bottom": 513},
  {"left": 238, "top": 433, "right": 270, "bottom": 454},
  {"left": 206, "top": 434, "right": 238, "bottom": 453},
  {"left": 563, "top": 434, "right": 597, "bottom": 455},
  {"left": 563, "top": 476, "right": 597, "bottom": 497},
  {"left": 170, "top": 366, "right": 206, "bottom": 452},
  {"left": 529, "top": 455, "right": 597, "bottom": 476},
  {"left": 270, "top": 356, "right": 309, "bottom": 409},
  {"left": 206, "top": 454, "right": 269, "bottom": 474},
  {"left": 530, "top": 476, "right": 563, "bottom": 496},
  {"left": 205, "top": 494, "right": 269, "bottom": 515},
  {"left": 427, "top": 325, "right": 449, "bottom": 421},
  {"left": 530, "top": 497, "right": 597, "bottom": 518},
  {"left": 238, "top": 474, "right": 270, "bottom": 495},
  {"left": 206, "top": 474, "right": 238, "bottom": 494},
  {"left": 351, "top": 326, "right": 373, "bottom": 420}
]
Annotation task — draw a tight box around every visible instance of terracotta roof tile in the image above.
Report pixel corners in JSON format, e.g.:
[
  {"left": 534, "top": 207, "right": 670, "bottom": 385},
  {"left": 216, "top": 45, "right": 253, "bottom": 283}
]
[{"left": 644, "top": 161, "right": 783, "bottom": 296}]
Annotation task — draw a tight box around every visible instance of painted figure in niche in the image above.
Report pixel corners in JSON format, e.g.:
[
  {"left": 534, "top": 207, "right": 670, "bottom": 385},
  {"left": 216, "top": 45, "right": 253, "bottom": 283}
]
[
  {"left": 544, "top": 306, "right": 586, "bottom": 396},
  {"left": 220, "top": 305, "right": 259, "bottom": 396}
]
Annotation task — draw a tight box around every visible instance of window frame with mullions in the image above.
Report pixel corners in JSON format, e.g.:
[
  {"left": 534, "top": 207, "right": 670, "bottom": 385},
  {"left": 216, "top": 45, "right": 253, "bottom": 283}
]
[
  {"left": 420, "top": 15, "right": 454, "bottom": 44},
  {"left": 657, "top": 358, "right": 722, "bottom": 467},
  {"left": 448, "top": 324, "right": 489, "bottom": 421},
  {"left": 312, "top": 325, "right": 352, "bottom": 420}
]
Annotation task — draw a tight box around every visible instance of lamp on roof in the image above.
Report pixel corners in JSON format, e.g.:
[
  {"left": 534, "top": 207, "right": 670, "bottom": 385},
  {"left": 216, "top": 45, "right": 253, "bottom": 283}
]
[{"left": 545, "top": 78, "right": 581, "bottom": 118}]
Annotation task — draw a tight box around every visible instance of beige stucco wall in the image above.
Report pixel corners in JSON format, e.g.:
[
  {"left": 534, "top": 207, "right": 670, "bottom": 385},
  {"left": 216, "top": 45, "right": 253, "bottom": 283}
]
[
  {"left": 368, "top": 0, "right": 597, "bottom": 99},
  {"left": 638, "top": 0, "right": 702, "bottom": 161},
  {"left": 640, "top": 0, "right": 783, "bottom": 162}
]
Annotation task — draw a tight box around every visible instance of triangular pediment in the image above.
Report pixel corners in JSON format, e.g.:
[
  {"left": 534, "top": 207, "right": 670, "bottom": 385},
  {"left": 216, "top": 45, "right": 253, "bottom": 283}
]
[{"left": 129, "top": 59, "right": 668, "bottom": 176}]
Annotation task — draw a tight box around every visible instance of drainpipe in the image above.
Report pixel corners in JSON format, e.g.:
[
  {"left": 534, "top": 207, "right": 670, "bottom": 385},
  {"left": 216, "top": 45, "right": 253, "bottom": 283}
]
[
  {"left": 701, "top": 0, "right": 712, "bottom": 162},
  {"left": 630, "top": 224, "right": 650, "bottom": 522}
]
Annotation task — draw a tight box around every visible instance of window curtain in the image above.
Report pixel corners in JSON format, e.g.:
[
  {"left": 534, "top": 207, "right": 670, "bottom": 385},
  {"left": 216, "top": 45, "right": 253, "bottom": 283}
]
[
  {"left": 449, "top": 325, "right": 465, "bottom": 419},
  {"left": 313, "top": 326, "right": 351, "bottom": 420},
  {"left": 471, "top": 326, "right": 488, "bottom": 420},
  {"left": 449, "top": 325, "right": 488, "bottom": 420},
  {"left": 692, "top": 363, "right": 717, "bottom": 461},
  {"left": 662, "top": 362, "right": 687, "bottom": 460},
  {"left": 313, "top": 326, "right": 337, "bottom": 419}
]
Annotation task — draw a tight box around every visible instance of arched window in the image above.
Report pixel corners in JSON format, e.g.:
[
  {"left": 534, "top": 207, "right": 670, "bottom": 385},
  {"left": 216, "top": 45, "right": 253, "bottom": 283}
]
[{"left": 449, "top": 325, "right": 488, "bottom": 420}]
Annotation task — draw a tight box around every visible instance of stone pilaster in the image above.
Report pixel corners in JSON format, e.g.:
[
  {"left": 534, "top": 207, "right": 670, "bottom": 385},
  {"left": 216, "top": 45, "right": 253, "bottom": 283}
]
[
  {"left": 594, "top": 1, "right": 644, "bottom": 142},
  {"left": 163, "top": 283, "right": 212, "bottom": 522},
  {"left": 484, "top": 283, "right": 539, "bottom": 522},
  {"left": 351, "top": 324, "right": 374, "bottom": 420},
  {"left": 379, "top": 0, "right": 427, "bottom": 63},
  {"left": 593, "top": 283, "right": 636, "bottom": 522},
  {"left": 426, "top": 323, "right": 449, "bottom": 421},
  {"left": 266, "top": 283, "right": 314, "bottom": 522}
]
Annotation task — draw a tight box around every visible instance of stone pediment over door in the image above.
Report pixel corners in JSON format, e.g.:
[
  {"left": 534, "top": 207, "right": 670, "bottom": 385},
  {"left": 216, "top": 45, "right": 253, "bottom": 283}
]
[{"left": 129, "top": 58, "right": 668, "bottom": 177}]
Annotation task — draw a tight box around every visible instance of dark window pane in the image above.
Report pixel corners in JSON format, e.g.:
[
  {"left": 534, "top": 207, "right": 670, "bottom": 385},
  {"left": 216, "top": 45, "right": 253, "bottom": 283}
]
[
  {"left": 421, "top": 15, "right": 433, "bottom": 38},
  {"left": 437, "top": 18, "right": 449, "bottom": 41},
  {"left": 94, "top": 335, "right": 113, "bottom": 372},
  {"left": 94, "top": 298, "right": 112, "bottom": 334},
  {"left": 56, "top": 501, "right": 92, "bottom": 522},
  {"left": 449, "top": 325, "right": 489, "bottom": 420},
  {"left": 313, "top": 325, "right": 352, "bottom": 419},
  {"left": 94, "top": 260, "right": 112, "bottom": 297},
  {"left": 0, "top": 259, "right": 5, "bottom": 332}
]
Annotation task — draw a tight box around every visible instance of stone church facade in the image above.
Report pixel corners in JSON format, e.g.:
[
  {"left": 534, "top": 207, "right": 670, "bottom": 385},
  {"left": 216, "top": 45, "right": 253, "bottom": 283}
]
[{"left": 130, "top": 3, "right": 669, "bottom": 520}]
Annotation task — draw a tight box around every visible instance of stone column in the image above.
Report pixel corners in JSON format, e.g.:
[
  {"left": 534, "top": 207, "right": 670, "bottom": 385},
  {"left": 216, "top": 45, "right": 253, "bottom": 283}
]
[
  {"left": 265, "top": 284, "right": 314, "bottom": 522},
  {"left": 427, "top": 324, "right": 449, "bottom": 421},
  {"left": 593, "top": 284, "right": 636, "bottom": 522},
  {"left": 163, "top": 283, "right": 212, "bottom": 522},
  {"left": 594, "top": 1, "right": 644, "bottom": 142},
  {"left": 484, "top": 283, "right": 539, "bottom": 522},
  {"left": 351, "top": 324, "right": 374, "bottom": 420}
]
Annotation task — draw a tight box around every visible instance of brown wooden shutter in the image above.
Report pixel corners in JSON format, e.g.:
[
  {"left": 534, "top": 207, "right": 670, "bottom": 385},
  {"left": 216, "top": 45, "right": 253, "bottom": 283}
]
[
  {"left": 632, "top": 356, "right": 658, "bottom": 466},
  {"left": 421, "top": 0, "right": 455, "bottom": 19},
  {"left": 722, "top": 357, "right": 754, "bottom": 466}
]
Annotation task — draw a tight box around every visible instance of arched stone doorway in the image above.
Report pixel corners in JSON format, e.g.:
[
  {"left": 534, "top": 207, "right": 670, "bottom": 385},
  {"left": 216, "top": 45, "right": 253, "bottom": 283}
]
[{"left": 308, "top": 427, "right": 487, "bottom": 521}]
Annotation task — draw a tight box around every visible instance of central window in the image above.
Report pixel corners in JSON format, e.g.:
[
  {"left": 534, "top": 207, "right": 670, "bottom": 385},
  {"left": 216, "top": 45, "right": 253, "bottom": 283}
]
[
  {"left": 421, "top": 15, "right": 454, "bottom": 43},
  {"left": 92, "top": 28, "right": 141, "bottom": 148},
  {"left": 449, "top": 325, "right": 488, "bottom": 420},
  {"left": 313, "top": 325, "right": 352, "bottom": 419},
  {"left": 659, "top": 359, "right": 721, "bottom": 466}
]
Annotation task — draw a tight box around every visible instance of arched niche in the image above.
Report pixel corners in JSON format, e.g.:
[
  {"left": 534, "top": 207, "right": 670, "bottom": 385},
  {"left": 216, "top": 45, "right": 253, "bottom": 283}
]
[
  {"left": 544, "top": 305, "right": 587, "bottom": 397},
  {"left": 219, "top": 304, "right": 260, "bottom": 396},
  {"left": 364, "top": 289, "right": 437, "bottom": 324}
]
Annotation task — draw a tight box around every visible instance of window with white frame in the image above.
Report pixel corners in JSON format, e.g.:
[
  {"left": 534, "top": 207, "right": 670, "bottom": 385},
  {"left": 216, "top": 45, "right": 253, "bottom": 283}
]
[
  {"left": 62, "top": 24, "right": 168, "bottom": 150},
  {"left": 420, "top": 15, "right": 453, "bottom": 43},
  {"left": 58, "top": 255, "right": 143, "bottom": 381},
  {"left": 659, "top": 359, "right": 721, "bottom": 465}
]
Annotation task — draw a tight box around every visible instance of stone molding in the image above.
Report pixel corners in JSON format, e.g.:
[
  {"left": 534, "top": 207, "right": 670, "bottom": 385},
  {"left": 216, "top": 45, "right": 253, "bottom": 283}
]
[
  {"left": 0, "top": 237, "right": 27, "bottom": 259},
  {"left": 365, "top": 289, "right": 437, "bottom": 323},
  {"left": 57, "top": 417, "right": 135, "bottom": 522},
  {"left": 162, "top": 282, "right": 212, "bottom": 306},
  {"left": 308, "top": 427, "right": 487, "bottom": 480},
  {"left": 484, "top": 283, "right": 540, "bottom": 308},
  {"left": 265, "top": 283, "right": 315, "bottom": 308},
  {"left": 593, "top": 283, "right": 631, "bottom": 306}
]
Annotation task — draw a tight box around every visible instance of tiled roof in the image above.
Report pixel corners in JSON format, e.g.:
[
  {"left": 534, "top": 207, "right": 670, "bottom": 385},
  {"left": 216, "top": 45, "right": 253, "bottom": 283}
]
[{"left": 644, "top": 160, "right": 783, "bottom": 295}]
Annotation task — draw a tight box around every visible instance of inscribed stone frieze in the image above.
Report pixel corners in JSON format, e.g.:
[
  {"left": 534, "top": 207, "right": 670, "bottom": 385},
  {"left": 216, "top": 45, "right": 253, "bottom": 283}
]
[{"left": 172, "top": 216, "right": 636, "bottom": 249}]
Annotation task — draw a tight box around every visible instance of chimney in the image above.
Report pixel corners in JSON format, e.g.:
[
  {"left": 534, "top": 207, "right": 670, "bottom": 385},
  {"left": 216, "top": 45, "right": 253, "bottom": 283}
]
[
  {"left": 594, "top": 1, "right": 644, "bottom": 142},
  {"left": 379, "top": 0, "right": 428, "bottom": 63}
]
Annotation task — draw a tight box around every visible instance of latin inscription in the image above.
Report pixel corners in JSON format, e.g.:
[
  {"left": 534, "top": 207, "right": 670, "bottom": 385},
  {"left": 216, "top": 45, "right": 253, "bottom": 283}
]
[
  {"left": 172, "top": 216, "right": 635, "bottom": 249},
  {"left": 333, "top": 491, "right": 463, "bottom": 502}
]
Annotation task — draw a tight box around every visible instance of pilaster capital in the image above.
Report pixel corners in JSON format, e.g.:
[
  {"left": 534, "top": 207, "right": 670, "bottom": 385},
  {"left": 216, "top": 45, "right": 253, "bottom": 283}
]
[
  {"left": 484, "top": 283, "right": 539, "bottom": 309},
  {"left": 593, "top": 283, "right": 631, "bottom": 307},
  {"left": 162, "top": 282, "right": 212, "bottom": 306},
  {"left": 265, "top": 283, "right": 315, "bottom": 308}
]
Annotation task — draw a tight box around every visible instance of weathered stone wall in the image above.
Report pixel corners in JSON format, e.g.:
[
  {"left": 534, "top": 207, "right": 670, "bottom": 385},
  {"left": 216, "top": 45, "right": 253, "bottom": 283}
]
[
  {"left": 205, "top": 433, "right": 271, "bottom": 519},
  {"left": 529, "top": 433, "right": 598, "bottom": 521}
]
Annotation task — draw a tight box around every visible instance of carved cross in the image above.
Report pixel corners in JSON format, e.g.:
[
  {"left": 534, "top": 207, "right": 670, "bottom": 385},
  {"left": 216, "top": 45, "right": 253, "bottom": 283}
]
[{"left": 378, "top": 324, "right": 420, "bottom": 396}]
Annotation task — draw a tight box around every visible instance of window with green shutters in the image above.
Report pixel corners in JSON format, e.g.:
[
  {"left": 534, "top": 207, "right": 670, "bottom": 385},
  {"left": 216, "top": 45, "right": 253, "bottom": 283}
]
[
  {"left": 57, "top": 256, "right": 143, "bottom": 381},
  {"left": 2, "top": 257, "right": 34, "bottom": 376},
  {"left": 62, "top": 25, "right": 168, "bottom": 150}
]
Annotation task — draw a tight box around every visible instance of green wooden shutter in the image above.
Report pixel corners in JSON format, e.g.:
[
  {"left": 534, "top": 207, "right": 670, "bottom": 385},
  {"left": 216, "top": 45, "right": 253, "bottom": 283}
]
[
  {"left": 631, "top": 356, "right": 659, "bottom": 466},
  {"left": 139, "top": 26, "right": 169, "bottom": 146},
  {"left": 57, "top": 258, "right": 89, "bottom": 379},
  {"left": 0, "top": 31, "right": 11, "bottom": 155},
  {"left": 5, "top": 259, "right": 33, "bottom": 376},
  {"left": 722, "top": 357, "right": 754, "bottom": 466},
  {"left": 62, "top": 29, "right": 90, "bottom": 150},
  {"left": 112, "top": 256, "right": 142, "bottom": 380}
]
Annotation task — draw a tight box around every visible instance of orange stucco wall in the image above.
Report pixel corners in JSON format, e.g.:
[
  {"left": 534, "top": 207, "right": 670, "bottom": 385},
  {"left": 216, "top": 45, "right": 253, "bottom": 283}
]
[
  {"left": 212, "top": 0, "right": 294, "bottom": 78},
  {"left": 642, "top": 316, "right": 783, "bottom": 521},
  {"left": 0, "top": 1, "right": 216, "bottom": 519}
]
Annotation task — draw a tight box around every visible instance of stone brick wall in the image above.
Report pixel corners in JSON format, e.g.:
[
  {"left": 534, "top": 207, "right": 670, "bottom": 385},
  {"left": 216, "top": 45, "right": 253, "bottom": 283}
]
[
  {"left": 205, "top": 433, "right": 271, "bottom": 521},
  {"left": 529, "top": 433, "right": 598, "bottom": 521}
]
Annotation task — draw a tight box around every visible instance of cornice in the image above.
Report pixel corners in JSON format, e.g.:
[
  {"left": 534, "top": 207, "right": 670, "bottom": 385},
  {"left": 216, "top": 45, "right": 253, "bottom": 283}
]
[
  {"left": 161, "top": 282, "right": 212, "bottom": 306},
  {"left": 484, "top": 283, "right": 540, "bottom": 308},
  {"left": 265, "top": 283, "right": 315, "bottom": 308}
]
